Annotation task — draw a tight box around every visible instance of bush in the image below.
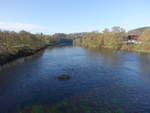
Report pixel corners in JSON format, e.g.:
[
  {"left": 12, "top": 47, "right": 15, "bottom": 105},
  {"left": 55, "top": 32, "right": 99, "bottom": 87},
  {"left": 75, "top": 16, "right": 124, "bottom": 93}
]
[
  {"left": 74, "top": 27, "right": 127, "bottom": 50},
  {"left": 0, "top": 30, "right": 53, "bottom": 65}
]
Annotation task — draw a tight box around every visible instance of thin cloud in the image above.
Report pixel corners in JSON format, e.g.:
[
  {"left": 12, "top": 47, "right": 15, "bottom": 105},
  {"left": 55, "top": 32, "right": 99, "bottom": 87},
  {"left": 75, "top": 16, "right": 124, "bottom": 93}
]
[{"left": 0, "top": 22, "right": 48, "bottom": 32}]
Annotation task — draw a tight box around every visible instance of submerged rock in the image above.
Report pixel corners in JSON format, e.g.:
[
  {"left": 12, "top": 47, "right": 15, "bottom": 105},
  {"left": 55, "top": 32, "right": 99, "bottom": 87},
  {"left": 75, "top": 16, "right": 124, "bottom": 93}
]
[{"left": 57, "top": 74, "right": 71, "bottom": 80}]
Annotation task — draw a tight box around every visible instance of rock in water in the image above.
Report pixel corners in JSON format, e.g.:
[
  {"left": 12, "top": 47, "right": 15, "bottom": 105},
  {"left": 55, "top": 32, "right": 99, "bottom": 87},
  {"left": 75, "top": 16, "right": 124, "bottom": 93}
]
[{"left": 57, "top": 74, "right": 71, "bottom": 80}]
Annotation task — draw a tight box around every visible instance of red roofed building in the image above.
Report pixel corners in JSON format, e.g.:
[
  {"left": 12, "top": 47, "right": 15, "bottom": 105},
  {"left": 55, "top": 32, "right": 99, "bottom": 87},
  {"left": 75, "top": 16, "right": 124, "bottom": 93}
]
[
  {"left": 128, "top": 35, "right": 139, "bottom": 40},
  {"left": 127, "top": 35, "right": 141, "bottom": 44}
]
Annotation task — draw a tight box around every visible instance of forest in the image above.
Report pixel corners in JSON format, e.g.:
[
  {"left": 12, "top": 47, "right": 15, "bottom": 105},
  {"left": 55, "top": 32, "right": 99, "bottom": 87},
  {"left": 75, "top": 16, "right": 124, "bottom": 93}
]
[
  {"left": 74, "top": 26, "right": 150, "bottom": 53},
  {"left": 0, "top": 30, "right": 56, "bottom": 65}
]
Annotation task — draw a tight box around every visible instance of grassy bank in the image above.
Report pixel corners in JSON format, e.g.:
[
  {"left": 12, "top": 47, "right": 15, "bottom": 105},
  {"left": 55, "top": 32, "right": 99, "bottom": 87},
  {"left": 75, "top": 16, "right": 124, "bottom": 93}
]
[
  {"left": 0, "top": 30, "right": 57, "bottom": 66},
  {"left": 74, "top": 27, "right": 150, "bottom": 53}
]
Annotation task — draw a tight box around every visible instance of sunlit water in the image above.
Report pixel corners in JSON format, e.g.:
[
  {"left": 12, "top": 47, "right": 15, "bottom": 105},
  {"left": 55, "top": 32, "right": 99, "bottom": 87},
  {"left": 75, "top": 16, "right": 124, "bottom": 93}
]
[{"left": 0, "top": 46, "right": 150, "bottom": 113}]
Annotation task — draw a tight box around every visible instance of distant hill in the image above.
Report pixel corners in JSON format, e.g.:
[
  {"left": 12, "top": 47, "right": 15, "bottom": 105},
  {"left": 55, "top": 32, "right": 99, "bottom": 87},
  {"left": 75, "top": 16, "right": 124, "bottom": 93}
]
[{"left": 128, "top": 26, "right": 150, "bottom": 35}]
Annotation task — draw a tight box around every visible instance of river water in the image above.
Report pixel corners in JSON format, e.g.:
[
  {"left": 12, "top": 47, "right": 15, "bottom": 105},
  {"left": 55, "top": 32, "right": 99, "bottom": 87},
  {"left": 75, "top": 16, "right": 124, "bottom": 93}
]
[{"left": 0, "top": 46, "right": 150, "bottom": 113}]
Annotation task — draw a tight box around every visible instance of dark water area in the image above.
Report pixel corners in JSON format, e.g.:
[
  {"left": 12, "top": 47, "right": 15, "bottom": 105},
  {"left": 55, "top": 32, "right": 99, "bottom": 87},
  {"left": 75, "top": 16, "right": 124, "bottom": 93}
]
[{"left": 0, "top": 46, "right": 150, "bottom": 113}]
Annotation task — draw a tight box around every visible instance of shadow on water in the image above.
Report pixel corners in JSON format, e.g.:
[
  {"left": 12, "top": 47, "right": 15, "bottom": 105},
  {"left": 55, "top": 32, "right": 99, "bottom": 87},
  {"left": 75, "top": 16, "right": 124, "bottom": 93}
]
[{"left": 0, "top": 46, "right": 150, "bottom": 113}]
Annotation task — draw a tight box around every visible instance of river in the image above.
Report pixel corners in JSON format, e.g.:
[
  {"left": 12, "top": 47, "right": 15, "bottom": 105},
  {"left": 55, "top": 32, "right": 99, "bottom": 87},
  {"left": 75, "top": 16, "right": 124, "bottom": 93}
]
[{"left": 0, "top": 46, "right": 150, "bottom": 113}]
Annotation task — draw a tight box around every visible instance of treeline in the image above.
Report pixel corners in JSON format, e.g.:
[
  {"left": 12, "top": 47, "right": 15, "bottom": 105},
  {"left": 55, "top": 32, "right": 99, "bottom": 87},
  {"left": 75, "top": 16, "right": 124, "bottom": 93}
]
[
  {"left": 0, "top": 30, "right": 56, "bottom": 65},
  {"left": 52, "top": 33, "right": 73, "bottom": 44},
  {"left": 52, "top": 32, "right": 89, "bottom": 40},
  {"left": 134, "top": 28, "right": 150, "bottom": 52},
  {"left": 74, "top": 26, "right": 150, "bottom": 53},
  {"left": 74, "top": 27, "right": 127, "bottom": 49}
]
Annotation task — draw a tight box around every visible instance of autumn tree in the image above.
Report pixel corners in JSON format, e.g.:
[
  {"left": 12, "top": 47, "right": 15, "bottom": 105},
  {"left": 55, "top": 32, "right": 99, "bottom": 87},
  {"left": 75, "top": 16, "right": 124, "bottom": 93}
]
[{"left": 139, "top": 28, "right": 150, "bottom": 41}]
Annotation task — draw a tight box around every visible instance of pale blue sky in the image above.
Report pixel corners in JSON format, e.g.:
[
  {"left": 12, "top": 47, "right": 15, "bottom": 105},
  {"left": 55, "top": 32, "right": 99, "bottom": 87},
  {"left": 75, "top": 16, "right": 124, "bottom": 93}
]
[{"left": 0, "top": 0, "right": 150, "bottom": 34}]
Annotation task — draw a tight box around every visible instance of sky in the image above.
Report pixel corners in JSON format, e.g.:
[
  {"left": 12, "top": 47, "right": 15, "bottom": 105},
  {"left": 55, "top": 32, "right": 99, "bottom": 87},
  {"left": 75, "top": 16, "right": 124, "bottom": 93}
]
[{"left": 0, "top": 0, "right": 150, "bottom": 34}]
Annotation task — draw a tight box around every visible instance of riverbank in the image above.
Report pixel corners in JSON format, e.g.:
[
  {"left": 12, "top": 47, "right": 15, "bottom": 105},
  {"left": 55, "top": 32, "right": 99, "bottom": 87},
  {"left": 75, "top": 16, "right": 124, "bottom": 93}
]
[
  {"left": 0, "top": 49, "right": 45, "bottom": 71},
  {"left": 74, "top": 43, "right": 150, "bottom": 54},
  {"left": 0, "top": 44, "right": 51, "bottom": 71},
  {"left": 0, "top": 42, "right": 72, "bottom": 71},
  {"left": 0, "top": 30, "right": 73, "bottom": 71},
  {"left": 85, "top": 45, "right": 150, "bottom": 54},
  {"left": 73, "top": 30, "right": 150, "bottom": 54},
  {"left": 0, "top": 30, "right": 53, "bottom": 66}
]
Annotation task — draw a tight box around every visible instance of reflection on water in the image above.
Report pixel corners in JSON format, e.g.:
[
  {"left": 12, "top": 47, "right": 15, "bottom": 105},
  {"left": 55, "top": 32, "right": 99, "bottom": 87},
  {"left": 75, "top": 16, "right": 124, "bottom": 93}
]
[
  {"left": 0, "top": 50, "right": 45, "bottom": 71},
  {"left": 0, "top": 46, "right": 150, "bottom": 113},
  {"left": 85, "top": 48, "right": 124, "bottom": 67}
]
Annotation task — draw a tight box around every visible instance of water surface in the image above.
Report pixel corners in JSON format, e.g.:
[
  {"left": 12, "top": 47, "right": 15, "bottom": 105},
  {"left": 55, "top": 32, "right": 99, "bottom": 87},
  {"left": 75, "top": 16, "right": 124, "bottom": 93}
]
[{"left": 0, "top": 46, "right": 150, "bottom": 113}]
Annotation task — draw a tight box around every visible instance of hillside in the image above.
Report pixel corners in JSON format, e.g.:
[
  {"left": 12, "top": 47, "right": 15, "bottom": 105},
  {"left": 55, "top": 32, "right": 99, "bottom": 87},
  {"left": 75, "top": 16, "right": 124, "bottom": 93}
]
[{"left": 128, "top": 26, "right": 150, "bottom": 35}]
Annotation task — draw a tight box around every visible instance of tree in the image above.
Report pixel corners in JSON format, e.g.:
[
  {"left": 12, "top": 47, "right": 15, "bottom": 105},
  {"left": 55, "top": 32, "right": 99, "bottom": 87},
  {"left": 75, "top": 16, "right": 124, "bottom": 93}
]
[
  {"left": 102, "top": 28, "right": 110, "bottom": 33},
  {"left": 139, "top": 28, "right": 150, "bottom": 41},
  {"left": 112, "top": 26, "right": 126, "bottom": 33}
]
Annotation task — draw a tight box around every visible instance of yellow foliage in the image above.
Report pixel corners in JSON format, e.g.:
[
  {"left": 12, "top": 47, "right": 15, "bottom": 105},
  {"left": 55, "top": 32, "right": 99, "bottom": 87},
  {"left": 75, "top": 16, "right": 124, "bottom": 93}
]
[{"left": 139, "top": 28, "right": 150, "bottom": 41}]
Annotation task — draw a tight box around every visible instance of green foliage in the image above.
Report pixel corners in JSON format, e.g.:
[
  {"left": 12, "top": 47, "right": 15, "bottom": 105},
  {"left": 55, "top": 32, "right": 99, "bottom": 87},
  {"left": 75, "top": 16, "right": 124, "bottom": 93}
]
[
  {"left": 19, "top": 97, "right": 125, "bottom": 113},
  {"left": 0, "top": 30, "right": 54, "bottom": 65},
  {"left": 31, "top": 105, "right": 45, "bottom": 113},
  {"left": 74, "top": 27, "right": 127, "bottom": 50},
  {"left": 139, "top": 28, "right": 150, "bottom": 41},
  {"left": 133, "top": 28, "right": 150, "bottom": 53},
  {"left": 74, "top": 26, "right": 150, "bottom": 53}
]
